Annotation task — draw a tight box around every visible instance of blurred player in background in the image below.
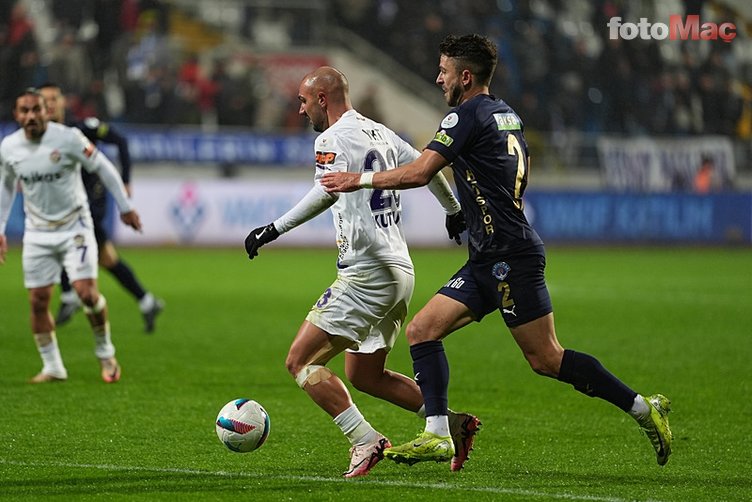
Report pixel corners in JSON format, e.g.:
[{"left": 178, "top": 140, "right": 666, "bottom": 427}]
[
  {"left": 244, "top": 66, "right": 480, "bottom": 477},
  {"left": 322, "top": 35, "right": 673, "bottom": 467},
  {"left": 0, "top": 88, "right": 143, "bottom": 383},
  {"left": 39, "top": 83, "right": 164, "bottom": 333}
]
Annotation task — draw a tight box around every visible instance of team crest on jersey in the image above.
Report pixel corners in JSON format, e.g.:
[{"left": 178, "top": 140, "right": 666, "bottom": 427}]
[
  {"left": 73, "top": 234, "right": 85, "bottom": 246},
  {"left": 492, "top": 261, "right": 511, "bottom": 280},
  {"left": 433, "top": 130, "right": 453, "bottom": 147},
  {"left": 315, "top": 151, "right": 337, "bottom": 165},
  {"left": 49, "top": 149, "right": 61, "bottom": 163},
  {"left": 441, "top": 112, "right": 459, "bottom": 129}
]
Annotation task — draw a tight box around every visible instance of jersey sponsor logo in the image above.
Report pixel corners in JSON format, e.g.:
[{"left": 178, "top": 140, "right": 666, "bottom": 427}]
[
  {"left": 441, "top": 112, "right": 459, "bottom": 129},
  {"left": 493, "top": 113, "right": 521, "bottom": 131},
  {"left": 49, "top": 149, "right": 61, "bottom": 163},
  {"left": 492, "top": 261, "right": 511, "bottom": 280},
  {"left": 433, "top": 130, "right": 454, "bottom": 147},
  {"left": 315, "top": 151, "right": 337, "bottom": 165},
  {"left": 443, "top": 277, "right": 465, "bottom": 289},
  {"left": 19, "top": 171, "right": 64, "bottom": 184}
]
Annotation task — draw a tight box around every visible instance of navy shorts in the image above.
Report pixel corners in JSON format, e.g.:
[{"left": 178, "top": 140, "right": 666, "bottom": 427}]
[{"left": 438, "top": 245, "right": 553, "bottom": 327}]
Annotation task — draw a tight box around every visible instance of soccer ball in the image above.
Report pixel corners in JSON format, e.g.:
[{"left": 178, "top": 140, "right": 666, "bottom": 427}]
[{"left": 215, "top": 398, "right": 271, "bottom": 453}]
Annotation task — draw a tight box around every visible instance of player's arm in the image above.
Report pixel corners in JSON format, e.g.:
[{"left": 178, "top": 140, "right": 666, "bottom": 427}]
[
  {"left": 245, "top": 183, "right": 336, "bottom": 261},
  {"left": 0, "top": 160, "right": 18, "bottom": 264},
  {"left": 74, "top": 131, "right": 141, "bottom": 232},
  {"left": 95, "top": 120, "right": 133, "bottom": 189},
  {"left": 321, "top": 148, "right": 448, "bottom": 193}
]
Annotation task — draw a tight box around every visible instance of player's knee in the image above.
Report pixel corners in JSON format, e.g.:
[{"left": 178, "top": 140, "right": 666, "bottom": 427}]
[
  {"left": 29, "top": 290, "right": 51, "bottom": 314},
  {"left": 405, "top": 317, "right": 436, "bottom": 344},
  {"left": 525, "top": 352, "right": 561, "bottom": 378},
  {"left": 292, "top": 364, "right": 333, "bottom": 389}
]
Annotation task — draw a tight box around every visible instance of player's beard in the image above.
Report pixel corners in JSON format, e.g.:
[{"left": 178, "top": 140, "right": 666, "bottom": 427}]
[
  {"left": 445, "top": 83, "right": 463, "bottom": 107},
  {"left": 24, "top": 120, "right": 46, "bottom": 140}
]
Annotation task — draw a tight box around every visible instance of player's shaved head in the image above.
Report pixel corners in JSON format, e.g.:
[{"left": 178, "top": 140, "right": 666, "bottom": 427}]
[
  {"left": 297, "top": 66, "right": 353, "bottom": 132},
  {"left": 302, "top": 66, "right": 350, "bottom": 105}
]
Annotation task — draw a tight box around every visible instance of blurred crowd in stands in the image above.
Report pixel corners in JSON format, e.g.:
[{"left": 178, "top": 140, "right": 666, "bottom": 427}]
[{"left": 1, "top": 0, "right": 749, "bottom": 139}]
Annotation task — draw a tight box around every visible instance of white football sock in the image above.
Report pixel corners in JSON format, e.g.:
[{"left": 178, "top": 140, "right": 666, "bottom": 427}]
[
  {"left": 628, "top": 394, "right": 651, "bottom": 423},
  {"left": 34, "top": 332, "right": 68, "bottom": 378},
  {"left": 139, "top": 292, "right": 155, "bottom": 312},
  {"left": 334, "top": 404, "right": 378, "bottom": 446},
  {"left": 93, "top": 321, "right": 116, "bottom": 359},
  {"left": 425, "top": 415, "right": 450, "bottom": 437}
]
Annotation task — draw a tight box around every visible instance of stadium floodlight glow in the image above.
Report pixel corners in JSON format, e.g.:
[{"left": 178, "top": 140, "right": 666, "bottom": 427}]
[{"left": 607, "top": 15, "right": 736, "bottom": 43}]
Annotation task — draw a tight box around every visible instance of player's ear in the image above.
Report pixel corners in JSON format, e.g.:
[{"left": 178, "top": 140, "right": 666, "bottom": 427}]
[{"left": 461, "top": 69, "right": 473, "bottom": 87}]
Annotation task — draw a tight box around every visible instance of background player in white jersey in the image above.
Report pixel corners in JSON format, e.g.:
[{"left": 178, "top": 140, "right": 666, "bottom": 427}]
[
  {"left": 243, "top": 67, "right": 480, "bottom": 478},
  {"left": 0, "top": 89, "right": 142, "bottom": 383}
]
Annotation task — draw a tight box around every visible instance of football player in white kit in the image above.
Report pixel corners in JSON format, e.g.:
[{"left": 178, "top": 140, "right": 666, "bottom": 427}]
[
  {"left": 244, "top": 67, "right": 480, "bottom": 478},
  {"left": 0, "top": 89, "right": 142, "bottom": 384}
]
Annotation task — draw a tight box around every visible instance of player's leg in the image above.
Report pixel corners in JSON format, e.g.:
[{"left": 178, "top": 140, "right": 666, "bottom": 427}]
[
  {"left": 385, "top": 293, "right": 476, "bottom": 465},
  {"left": 22, "top": 233, "right": 68, "bottom": 382},
  {"left": 55, "top": 269, "right": 81, "bottom": 325},
  {"left": 64, "top": 227, "right": 120, "bottom": 383},
  {"left": 28, "top": 285, "right": 68, "bottom": 382},
  {"left": 345, "top": 349, "right": 423, "bottom": 412},
  {"left": 71, "top": 278, "right": 120, "bottom": 383},
  {"left": 96, "top": 218, "right": 163, "bottom": 333},
  {"left": 503, "top": 244, "right": 672, "bottom": 466},
  {"left": 286, "top": 321, "right": 388, "bottom": 478}
]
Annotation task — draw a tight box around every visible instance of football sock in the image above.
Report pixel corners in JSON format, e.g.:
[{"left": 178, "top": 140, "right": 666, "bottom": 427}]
[
  {"left": 107, "top": 260, "right": 147, "bottom": 301},
  {"left": 139, "top": 292, "right": 156, "bottom": 313},
  {"left": 557, "top": 349, "right": 637, "bottom": 412},
  {"left": 416, "top": 404, "right": 426, "bottom": 418},
  {"left": 60, "top": 289, "right": 79, "bottom": 304},
  {"left": 410, "top": 341, "right": 449, "bottom": 417},
  {"left": 33, "top": 332, "right": 67, "bottom": 377},
  {"left": 60, "top": 269, "right": 72, "bottom": 294},
  {"left": 628, "top": 394, "right": 651, "bottom": 422},
  {"left": 425, "top": 415, "right": 451, "bottom": 437},
  {"left": 92, "top": 321, "right": 115, "bottom": 359},
  {"left": 334, "top": 405, "right": 378, "bottom": 446}
]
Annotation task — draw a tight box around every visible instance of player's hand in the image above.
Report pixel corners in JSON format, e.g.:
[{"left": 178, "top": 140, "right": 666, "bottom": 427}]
[
  {"left": 244, "top": 223, "right": 280, "bottom": 260},
  {"left": 320, "top": 172, "right": 362, "bottom": 193},
  {"left": 0, "top": 234, "right": 7, "bottom": 265},
  {"left": 120, "top": 210, "right": 142, "bottom": 232},
  {"left": 446, "top": 210, "right": 466, "bottom": 245}
]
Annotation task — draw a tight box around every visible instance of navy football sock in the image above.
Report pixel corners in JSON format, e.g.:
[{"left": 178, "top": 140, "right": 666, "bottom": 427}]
[
  {"left": 557, "top": 349, "right": 637, "bottom": 411},
  {"left": 410, "top": 341, "right": 450, "bottom": 417},
  {"left": 60, "top": 269, "right": 72, "bottom": 293},
  {"left": 107, "top": 260, "right": 147, "bottom": 300}
]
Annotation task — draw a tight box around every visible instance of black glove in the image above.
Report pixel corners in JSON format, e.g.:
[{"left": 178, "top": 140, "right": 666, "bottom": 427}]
[
  {"left": 244, "top": 223, "right": 280, "bottom": 260},
  {"left": 445, "top": 210, "right": 466, "bottom": 245}
]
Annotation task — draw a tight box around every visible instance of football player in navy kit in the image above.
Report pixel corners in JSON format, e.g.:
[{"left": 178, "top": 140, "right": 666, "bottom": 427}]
[
  {"left": 321, "top": 34, "right": 673, "bottom": 467},
  {"left": 39, "top": 83, "right": 163, "bottom": 333}
]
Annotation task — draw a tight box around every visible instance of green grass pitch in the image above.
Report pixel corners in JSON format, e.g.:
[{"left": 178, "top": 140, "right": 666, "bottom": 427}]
[{"left": 0, "top": 246, "right": 750, "bottom": 501}]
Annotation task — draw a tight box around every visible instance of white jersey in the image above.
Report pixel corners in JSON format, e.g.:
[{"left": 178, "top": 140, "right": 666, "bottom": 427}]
[
  {"left": 315, "top": 110, "right": 418, "bottom": 272},
  {"left": 0, "top": 122, "right": 101, "bottom": 232}
]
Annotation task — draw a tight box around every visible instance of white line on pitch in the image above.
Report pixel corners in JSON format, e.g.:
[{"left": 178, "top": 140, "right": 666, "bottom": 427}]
[{"left": 0, "top": 459, "right": 658, "bottom": 502}]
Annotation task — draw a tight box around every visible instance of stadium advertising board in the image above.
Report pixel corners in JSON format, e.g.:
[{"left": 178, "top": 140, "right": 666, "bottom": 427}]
[
  {"left": 598, "top": 136, "right": 735, "bottom": 192},
  {"left": 4, "top": 182, "right": 749, "bottom": 245}
]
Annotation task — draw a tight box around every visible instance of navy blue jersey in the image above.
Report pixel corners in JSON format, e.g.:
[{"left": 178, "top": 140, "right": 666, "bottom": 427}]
[
  {"left": 71, "top": 117, "right": 131, "bottom": 205},
  {"left": 426, "top": 94, "right": 542, "bottom": 259}
]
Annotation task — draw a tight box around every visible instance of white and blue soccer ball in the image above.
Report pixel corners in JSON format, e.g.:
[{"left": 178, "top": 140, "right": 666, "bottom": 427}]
[{"left": 215, "top": 398, "right": 270, "bottom": 453}]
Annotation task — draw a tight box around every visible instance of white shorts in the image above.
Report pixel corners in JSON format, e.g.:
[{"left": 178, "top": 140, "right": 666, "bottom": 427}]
[
  {"left": 306, "top": 265, "right": 415, "bottom": 354},
  {"left": 22, "top": 226, "right": 99, "bottom": 289}
]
